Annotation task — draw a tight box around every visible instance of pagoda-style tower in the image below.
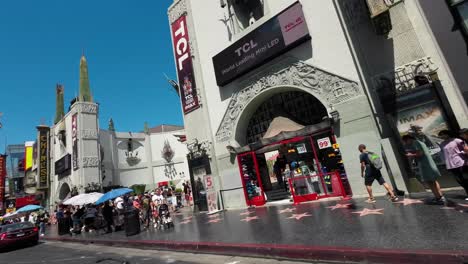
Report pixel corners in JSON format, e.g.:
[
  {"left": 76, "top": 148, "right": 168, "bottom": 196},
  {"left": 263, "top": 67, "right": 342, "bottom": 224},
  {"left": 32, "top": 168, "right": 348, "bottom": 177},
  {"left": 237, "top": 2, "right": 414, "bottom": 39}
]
[
  {"left": 79, "top": 55, "right": 93, "bottom": 102},
  {"left": 54, "top": 84, "right": 65, "bottom": 124}
]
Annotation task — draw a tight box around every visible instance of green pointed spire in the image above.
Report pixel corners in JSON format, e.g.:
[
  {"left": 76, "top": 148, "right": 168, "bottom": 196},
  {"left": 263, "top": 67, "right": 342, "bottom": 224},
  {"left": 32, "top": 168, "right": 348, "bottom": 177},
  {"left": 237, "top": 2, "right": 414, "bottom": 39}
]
[
  {"left": 108, "top": 118, "right": 115, "bottom": 132},
  {"left": 79, "top": 55, "right": 92, "bottom": 102},
  {"left": 54, "top": 84, "right": 65, "bottom": 124},
  {"left": 144, "top": 122, "right": 150, "bottom": 134}
]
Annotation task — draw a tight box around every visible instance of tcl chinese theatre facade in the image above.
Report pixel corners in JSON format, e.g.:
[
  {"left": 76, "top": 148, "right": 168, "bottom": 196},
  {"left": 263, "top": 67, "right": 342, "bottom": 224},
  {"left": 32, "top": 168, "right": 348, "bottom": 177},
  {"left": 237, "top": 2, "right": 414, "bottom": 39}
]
[{"left": 168, "top": 0, "right": 468, "bottom": 209}]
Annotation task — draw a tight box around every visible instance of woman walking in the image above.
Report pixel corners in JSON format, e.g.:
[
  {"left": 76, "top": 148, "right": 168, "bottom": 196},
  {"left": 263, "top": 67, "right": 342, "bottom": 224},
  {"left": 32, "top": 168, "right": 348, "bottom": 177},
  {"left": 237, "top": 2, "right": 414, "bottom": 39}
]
[
  {"left": 402, "top": 135, "right": 445, "bottom": 204},
  {"left": 439, "top": 130, "right": 468, "bottom": 199}
]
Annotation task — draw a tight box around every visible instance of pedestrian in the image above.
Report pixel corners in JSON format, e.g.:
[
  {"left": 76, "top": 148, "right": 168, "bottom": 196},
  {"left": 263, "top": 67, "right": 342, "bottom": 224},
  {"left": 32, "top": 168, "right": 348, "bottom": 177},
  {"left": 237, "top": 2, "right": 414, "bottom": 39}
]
[
  {"left": 460, "top": 128, "right": 468, "bottom": 153},
  {"left": 402, "top": 135, "right": 445, "bottom": 204},
  {"left": 83, "top": 205, "right": 97, "bottom": 232},
  {"left": 37, "top": 213, "right": 46, "bottom": 237},
  {"left": 358, "top": 144, "right": 398, "bottom": 203},
  {"left": 102, "top": 201, "right": 114, "bottom": 233},
  {"left": 439, "top": 130, "right": 468, "bottom": 199},
  {"left": 141, "top": 195, "right": 152, "bottom": 229}
]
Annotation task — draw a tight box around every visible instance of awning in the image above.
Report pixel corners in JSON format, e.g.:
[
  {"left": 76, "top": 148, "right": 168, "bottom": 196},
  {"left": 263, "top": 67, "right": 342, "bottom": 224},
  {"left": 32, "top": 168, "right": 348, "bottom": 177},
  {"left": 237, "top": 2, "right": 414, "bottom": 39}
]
[
  {"left": 262, "top": 116, "right": 305, "bottom": 139},
  {"left": 235, "top": 119, "right": 331, "bottom": 153}
]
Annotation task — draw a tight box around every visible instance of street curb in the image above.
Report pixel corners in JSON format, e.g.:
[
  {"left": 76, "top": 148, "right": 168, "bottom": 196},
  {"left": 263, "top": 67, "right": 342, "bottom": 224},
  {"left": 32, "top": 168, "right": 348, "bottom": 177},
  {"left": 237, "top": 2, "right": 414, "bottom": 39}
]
[{"left": 44, "top": 237, "right": 468, "bottom": 264}]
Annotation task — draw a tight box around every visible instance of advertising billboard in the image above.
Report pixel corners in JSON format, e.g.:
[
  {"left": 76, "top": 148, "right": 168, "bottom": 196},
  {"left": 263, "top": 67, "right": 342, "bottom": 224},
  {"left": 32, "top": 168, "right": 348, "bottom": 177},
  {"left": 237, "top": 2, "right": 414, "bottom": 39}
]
[
  {"left": 171, "top": 15, "right": 200, "bottom": 114},
  {"left": 24, "top": 141, "right": 34, "bottom": 171},
  {"left": 72, "top": 113, "right": 79, "bottom": 171},
  {"left": 213, "top": 1, "right": 310, "bottom": 86}
]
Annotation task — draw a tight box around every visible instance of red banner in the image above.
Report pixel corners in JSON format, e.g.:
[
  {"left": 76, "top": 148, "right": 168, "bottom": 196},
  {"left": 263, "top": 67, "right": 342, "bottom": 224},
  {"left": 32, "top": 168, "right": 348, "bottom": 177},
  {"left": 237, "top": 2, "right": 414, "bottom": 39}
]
[
  {"left": 171, "top": 15, "right": 200, "bottom": 114},
  {"left": 72, "top": 113, "right": 78, "bottom": 171},
  {"left": 0, "top": 155, "right": 6, "bottom": 211}
]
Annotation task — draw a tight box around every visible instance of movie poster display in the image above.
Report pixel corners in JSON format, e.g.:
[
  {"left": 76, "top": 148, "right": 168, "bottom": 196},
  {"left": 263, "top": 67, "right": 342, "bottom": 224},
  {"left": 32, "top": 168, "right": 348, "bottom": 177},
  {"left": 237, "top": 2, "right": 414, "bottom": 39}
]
[
  {"left": 396, "top": 100, "right": 448, "bottom": 165},
  {"left": 171, "top": 15, "right": 200, "bottom": 114},
  {"left": 72, "top": 113, "right": 79, "bottom": 170}
]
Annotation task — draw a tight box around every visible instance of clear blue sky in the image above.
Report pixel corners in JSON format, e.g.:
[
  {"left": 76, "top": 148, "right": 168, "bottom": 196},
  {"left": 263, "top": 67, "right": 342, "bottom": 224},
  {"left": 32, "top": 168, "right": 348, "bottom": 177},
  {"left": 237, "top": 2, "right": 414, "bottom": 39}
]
[{"left": 0, "top": 0, "right": 182, "bottom": 150}]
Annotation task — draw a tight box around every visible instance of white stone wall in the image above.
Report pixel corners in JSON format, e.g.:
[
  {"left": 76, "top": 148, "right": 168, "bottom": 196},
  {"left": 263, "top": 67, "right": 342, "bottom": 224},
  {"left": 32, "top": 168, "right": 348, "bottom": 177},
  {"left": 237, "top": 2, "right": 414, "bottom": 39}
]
[
  {"left": 168, "top": 0, "right": 385, "bottom": 208},
  {"left": 99, "top": 129, "right": 189, "bottom": 190}
]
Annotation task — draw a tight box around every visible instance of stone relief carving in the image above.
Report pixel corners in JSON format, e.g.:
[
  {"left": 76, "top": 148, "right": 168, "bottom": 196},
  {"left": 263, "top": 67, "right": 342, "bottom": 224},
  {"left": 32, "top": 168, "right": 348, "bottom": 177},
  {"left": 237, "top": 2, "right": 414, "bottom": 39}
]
[
  {"left": 79, "top": 103, "right": 98, "bottom": 114},
  {"left": 82, "top": 156, "right": 100, "bottom": 168},
  {"left": 215, "top": 60, "right": 362, "bottom": 142},
  {"left": 168, "top": 0, "right": 187, "bottom": 24},
  {"left": 81, "top": 129, "right": 98, "bottom": 140},
  {"left": 372, "top": 57, "right": 439, "bottom": 95},
  {"left": 187, "top": 139, "right": 212, "bottom": 159}
]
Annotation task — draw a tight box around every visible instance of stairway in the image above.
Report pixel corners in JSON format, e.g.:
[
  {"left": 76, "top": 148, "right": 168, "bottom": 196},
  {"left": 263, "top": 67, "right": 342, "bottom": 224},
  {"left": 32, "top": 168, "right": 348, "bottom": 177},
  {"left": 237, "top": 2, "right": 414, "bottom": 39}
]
[{"left": 265, "top": 189, "right": 290, "bottom": 201}]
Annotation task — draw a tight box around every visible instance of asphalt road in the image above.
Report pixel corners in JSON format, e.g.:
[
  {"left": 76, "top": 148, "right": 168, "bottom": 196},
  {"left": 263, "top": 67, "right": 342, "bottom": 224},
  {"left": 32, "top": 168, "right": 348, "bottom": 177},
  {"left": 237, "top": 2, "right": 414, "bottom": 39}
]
[{"left": 0, "top": 241, "right": 326, "bottom": 264}]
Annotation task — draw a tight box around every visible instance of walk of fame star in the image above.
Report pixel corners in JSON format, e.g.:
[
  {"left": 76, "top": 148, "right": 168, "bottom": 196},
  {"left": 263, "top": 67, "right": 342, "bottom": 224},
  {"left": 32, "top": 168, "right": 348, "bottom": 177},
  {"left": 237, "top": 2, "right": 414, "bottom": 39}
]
[
  {"left": 394, "top": 199, "right": 423, "bottom": 206},
  {"left": 326, "top": 203, "right": 351, "bottom": 210},
  {"left": 287, "top": 213, "right": 312, "bottom": 220},
  {"left": 240, "top": 211, "right": 255, "bottom": 216},
  {"left": 278, "top": 208, "right": 296, "bottom": 214},
  {"left": 207, "top": 218, "right": 222, "bottom": 223},
  {"left": 183, "top": 216, "right": 193, "bottom": 221},
  {"left": 179, "top": 220, "right": 192, "bottom": 224},
  {"left": 352, "top": 208, "right": 384, "bottom": 217},
  {"left": 240, "top": 216, "right": 259, "bottom": 222},
  {"left": 457, "top": 203, "right": 468, "bottom": 208},
  {"left": 208, "top": 214, "right": 221, "bottom": 218}
]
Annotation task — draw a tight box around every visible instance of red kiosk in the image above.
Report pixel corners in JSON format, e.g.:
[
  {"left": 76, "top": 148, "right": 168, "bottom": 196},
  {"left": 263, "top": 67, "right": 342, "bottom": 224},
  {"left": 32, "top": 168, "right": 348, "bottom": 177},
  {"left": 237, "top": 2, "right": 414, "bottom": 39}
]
[{"left": 236, "top": 120, "right": 352, "bottom": 207}]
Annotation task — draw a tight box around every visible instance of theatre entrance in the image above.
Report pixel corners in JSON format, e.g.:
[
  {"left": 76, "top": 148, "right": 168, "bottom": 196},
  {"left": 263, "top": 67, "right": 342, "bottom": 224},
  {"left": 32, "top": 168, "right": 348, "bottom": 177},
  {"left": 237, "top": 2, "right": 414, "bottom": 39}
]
[{"left": 235, "top": 91, "right": 352, "bottom": 206}]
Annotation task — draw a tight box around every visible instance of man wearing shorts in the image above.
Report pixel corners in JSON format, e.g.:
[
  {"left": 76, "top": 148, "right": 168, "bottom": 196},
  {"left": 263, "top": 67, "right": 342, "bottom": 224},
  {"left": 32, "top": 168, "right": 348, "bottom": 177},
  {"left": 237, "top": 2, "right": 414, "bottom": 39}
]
[{"left": 359, "top": 144, "right": 398, "bottom": 203}]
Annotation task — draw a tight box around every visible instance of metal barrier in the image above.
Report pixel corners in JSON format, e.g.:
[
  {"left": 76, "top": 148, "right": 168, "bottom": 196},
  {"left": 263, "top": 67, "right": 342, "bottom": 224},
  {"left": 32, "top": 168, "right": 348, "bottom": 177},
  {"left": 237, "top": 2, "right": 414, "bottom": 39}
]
[
  {"left": 288, "top": 171, "right": 347, "bottom": 205},
  {"left": 219, "top": 187, "right": 245, "bottom": 210}
]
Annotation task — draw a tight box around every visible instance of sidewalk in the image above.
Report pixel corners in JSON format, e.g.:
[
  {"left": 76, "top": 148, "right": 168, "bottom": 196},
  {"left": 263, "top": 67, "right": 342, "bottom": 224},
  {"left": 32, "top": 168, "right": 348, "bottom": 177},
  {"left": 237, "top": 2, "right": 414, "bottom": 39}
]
[{"left": 44, "top": 191, "right": 468, "bottom": 264}]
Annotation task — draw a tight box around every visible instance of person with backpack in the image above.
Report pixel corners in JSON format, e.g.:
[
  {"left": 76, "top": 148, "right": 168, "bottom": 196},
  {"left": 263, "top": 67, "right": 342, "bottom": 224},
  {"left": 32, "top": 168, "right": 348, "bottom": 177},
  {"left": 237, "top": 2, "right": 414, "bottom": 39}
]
[
  {"left": 402, "top": 135, "right": 445, "bottom": 204},
  {"left": 358, "top": 144, "right": 398, "bottom": 203}
]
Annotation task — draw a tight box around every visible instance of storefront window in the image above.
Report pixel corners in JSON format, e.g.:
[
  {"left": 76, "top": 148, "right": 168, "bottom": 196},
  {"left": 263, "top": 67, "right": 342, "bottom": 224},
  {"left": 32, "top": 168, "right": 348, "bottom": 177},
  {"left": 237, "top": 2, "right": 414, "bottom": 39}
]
[
  {"left": 238, "top": 153, "right": 263, "bottom": 203},
  {"left": 282, "top": 138, "right": 325, "bottom": 198}
]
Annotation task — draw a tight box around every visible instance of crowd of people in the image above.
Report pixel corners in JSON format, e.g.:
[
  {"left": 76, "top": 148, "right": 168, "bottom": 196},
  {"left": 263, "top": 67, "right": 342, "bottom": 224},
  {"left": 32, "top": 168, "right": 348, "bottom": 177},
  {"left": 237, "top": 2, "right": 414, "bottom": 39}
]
[
  {"left": 52, "top": 183, "right": 192, "bottom": 235},
  {"left": 0, "top": 211, "right": 50, "bottom": 236},
  {"left": 359, "top": 128, "right": 468, "bottom": 205}
]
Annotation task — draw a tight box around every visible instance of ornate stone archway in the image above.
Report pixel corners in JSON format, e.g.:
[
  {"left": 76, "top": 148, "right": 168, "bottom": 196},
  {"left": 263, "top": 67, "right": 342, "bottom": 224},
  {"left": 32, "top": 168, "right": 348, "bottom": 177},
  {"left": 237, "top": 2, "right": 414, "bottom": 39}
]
[{"left": 215, "top": 58, "right": 362, "bottom": 142}]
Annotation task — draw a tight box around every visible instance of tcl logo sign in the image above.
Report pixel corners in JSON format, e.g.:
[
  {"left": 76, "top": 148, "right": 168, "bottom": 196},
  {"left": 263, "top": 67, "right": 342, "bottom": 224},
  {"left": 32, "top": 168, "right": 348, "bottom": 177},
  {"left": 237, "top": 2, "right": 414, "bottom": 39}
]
[
  {"left": 170, "top": 15, "right": 200, "bottom": 115},
  {"left": 172, "top": 16, "right": 191, "bottom": 71}
]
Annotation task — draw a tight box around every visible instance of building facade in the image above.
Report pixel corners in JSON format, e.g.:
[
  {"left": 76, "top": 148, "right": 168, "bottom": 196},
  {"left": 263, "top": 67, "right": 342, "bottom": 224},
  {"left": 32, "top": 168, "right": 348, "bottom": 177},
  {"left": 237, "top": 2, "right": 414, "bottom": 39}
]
[
  {"left": 44, "top": 56, "right": 189, "bottom": 208},
  {"left": 167, "top": 0, "right": 468, "bottom": 210}
]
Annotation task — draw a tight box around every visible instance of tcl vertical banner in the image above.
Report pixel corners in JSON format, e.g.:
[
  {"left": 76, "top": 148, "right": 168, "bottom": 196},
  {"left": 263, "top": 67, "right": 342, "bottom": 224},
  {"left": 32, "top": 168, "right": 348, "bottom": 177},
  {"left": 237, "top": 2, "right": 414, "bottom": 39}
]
[
  {"left": 38, "top": 127, "right": 50, "bottom": 189},
  {"left": 72, "top": 113, "right": 79, "bottom": 171},
  {"left": 0, "top": 155, "right": 6, "bottom": 212},
  {"left": 171, "top": 15, "right": 200, "bottom": 114}
]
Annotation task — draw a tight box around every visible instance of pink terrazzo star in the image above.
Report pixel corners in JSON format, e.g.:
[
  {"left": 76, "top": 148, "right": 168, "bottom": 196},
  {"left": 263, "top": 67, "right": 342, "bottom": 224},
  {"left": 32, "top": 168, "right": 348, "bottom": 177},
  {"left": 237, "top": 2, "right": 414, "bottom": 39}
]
[
  {"left": 207, "top": 218, "right": 222, "bottom": 223},
  {"left": 179, "top": 220, "right": 192, "bottom": 224},
  {"left": 240, "top": 211, "right": 255, "bottom": 216},
  {"left": 457, "top": 203, "right": 468, "bottom": 208},
  {"left": 240, "top": 216, "right": 259, "bottom": 222},
  {"left": 208, "top": 214, "right": 220, "bottom": 218},
  {"left": 352, "top": 208, "right": 384, "bottom": 217},
  {"left": 183, "top": 216, "right": 193, "bottom": 221},
  {"left": 394, "top": 199, "right": 424, "bottom": 206},
  {"left": 278, "top": 208, "right": 296, "bottom": 214},
  {"left": 326, "top": 203, "right": 352, "bottom": 211},
  {"left": 287, "top": 213, "right": 312, "bottom": 220}
]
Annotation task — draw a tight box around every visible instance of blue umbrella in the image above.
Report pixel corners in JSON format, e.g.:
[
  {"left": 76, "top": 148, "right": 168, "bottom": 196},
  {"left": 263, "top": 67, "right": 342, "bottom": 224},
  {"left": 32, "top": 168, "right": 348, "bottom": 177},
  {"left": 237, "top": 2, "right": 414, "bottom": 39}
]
[
  {"left": 16, "top": 204, "right": 43, "bottom": 213},
  {"left": 95, "top": 188, "right": 133, "bottom": 205}
]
